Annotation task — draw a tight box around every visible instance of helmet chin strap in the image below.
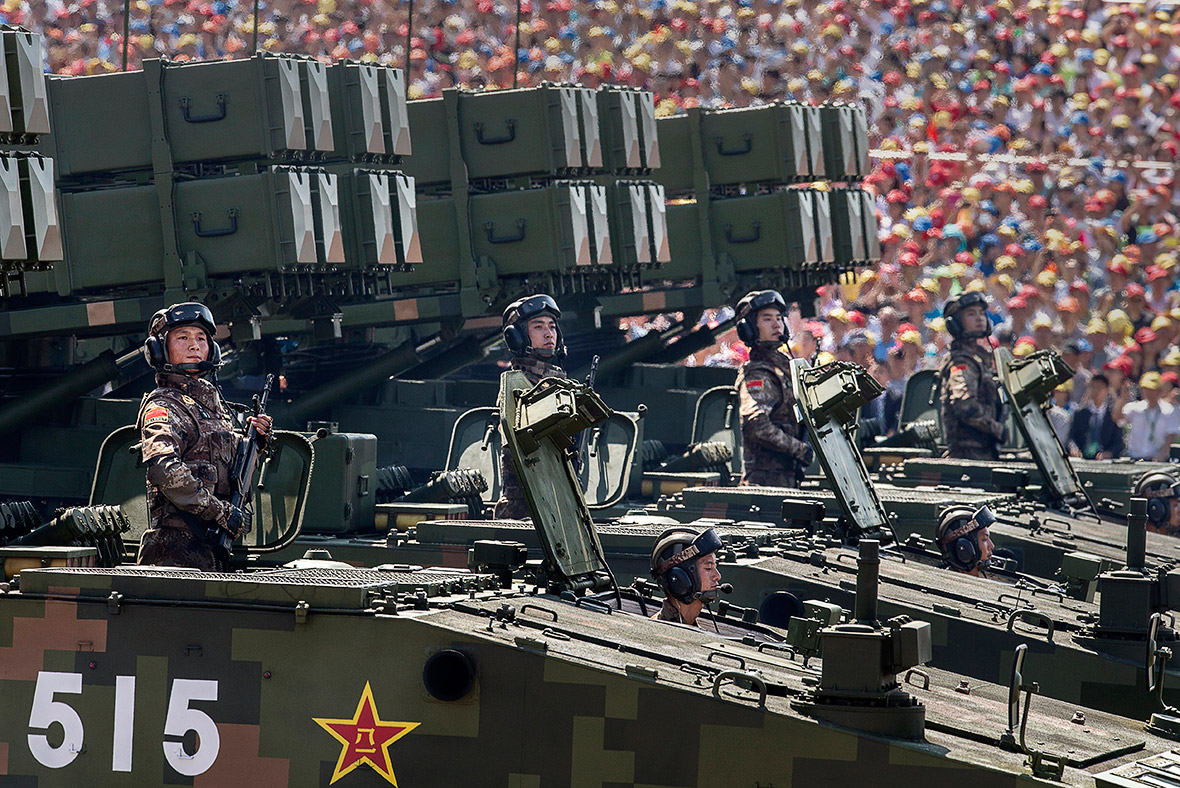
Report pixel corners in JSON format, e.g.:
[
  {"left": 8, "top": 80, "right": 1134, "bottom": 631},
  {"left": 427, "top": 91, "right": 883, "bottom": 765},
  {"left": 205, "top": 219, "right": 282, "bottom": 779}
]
[{"left": 163, "top": 360, "right": 217, "bottom": 375}]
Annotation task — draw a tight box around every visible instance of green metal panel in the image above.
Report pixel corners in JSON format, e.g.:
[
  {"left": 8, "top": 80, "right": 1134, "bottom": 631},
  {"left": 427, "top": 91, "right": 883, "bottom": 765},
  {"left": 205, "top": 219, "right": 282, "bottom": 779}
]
[
  {"left": 700, "top": 102, "right": 813, "bottom": 186},
  {"left": 173, "top": 168, "right": 316, "bottom": 274},
  {"left": 47, "top": 70, "right": 153, "bottom": 176},
  {"left": 59, "top": 185, "right": 164, "bottom": 290},
  {"left": 820, "top": 103, "right": 863, "bottom": 181},
  {"left": 400, "top": 196, "right": 461, "bottom": 286},
  {"left": 468, "top": 183, "right": 594, "bottom": 273},
  {"left": 456, "top": 85, "right": 589, "bottom": 178},
  {"left": 400, "top": 98, "right": 449, "bottom": 185},
  {"left": 712, "top": 190, "right": 841, "bottom": 272},
  {"left": 340, "top": 169, "right": 398, "bottom": 268},
  {"left": 651, "top": 114, "right": 692, "bottom": 192},
  {"left": 830, "top": 186, "right": 869, "bottom": 265}
]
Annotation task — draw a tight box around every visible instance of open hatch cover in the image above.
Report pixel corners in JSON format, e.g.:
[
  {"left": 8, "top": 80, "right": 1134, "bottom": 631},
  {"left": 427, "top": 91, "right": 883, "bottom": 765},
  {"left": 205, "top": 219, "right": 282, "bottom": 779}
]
[{"left": 790, "top": 359, "right": 893, "bottom": 542}]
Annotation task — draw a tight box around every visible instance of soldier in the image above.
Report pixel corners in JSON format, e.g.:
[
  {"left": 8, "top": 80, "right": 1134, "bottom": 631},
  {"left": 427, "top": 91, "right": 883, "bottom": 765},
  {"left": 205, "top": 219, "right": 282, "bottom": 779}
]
[
  {"left": 939, "top": 291, "right": 1006, "bottom": 460},
  {"left": 137, "top": 303, "right": 271, "bottom": 571},
  {"left": 1135, "top": 472, "right": 1180, "bottom": 536},
  {"left": 935, "top": 506, "right": 996, "bottom": 577},
  {"left": 649, "top": 527, "right": 724, "bottom": 627},
  {"left": 734, "top": 290, "right": 813, "bottom": 487},
  {"left": 494, "top": 294, "right": 567, "bottom": 519}
]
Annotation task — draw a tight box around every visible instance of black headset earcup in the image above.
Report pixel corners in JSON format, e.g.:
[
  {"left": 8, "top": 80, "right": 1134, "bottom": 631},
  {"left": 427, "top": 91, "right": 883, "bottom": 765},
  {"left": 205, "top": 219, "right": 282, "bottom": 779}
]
[
  {"left": 952, "top": 536, "right": 979, "bottom": 570},
  {"left": 664, "top": 566, "right": 693, "bottom": 602},
  {"left": 945, "top": 312, "right": 962, "bottom": 339},
  {"left": 1148, "top": 498, "right": 1168, "bottom": 525},
  {"left": 144, "top": 335, "right": 166, "bottom": 369},
  {"left": 209, "top": 342, "right": 222, "bottom": 367},
  {"left": 504, "top": 325, "right": 527, "bottom": 355},
  {"left": 736, "top": 319, "right": 756, "bottom": 345}
]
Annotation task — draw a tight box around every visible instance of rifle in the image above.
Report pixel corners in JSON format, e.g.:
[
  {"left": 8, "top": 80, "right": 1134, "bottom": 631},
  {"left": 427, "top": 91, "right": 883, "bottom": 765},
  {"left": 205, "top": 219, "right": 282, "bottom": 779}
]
[
  {"left": 208, "top": 374, "right": 274, "bottom": 561},
  {"left": 573, "top": 355, "right": 600, "bottom": 472}
]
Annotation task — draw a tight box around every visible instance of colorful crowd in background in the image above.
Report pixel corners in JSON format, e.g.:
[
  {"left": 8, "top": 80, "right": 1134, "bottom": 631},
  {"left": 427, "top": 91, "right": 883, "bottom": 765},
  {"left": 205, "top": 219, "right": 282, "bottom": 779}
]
[{"left": 14, "top": 0, "right": 1180, "bottom": 459}]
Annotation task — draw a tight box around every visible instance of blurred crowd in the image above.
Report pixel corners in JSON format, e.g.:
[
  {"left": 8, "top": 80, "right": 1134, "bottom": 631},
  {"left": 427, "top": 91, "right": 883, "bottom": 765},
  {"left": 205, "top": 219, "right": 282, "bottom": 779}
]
[{"left": 13, "top": 0, "right": 1180, "bottom": 460}]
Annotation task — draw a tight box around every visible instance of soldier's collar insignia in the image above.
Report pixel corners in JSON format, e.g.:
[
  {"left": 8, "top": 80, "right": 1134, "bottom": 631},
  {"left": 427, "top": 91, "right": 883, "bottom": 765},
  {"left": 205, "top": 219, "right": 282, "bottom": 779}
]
[
  {"left": 314, "top": 682, "right": 420, "bottom": 786},
  {"left": 182, "top": 394, "right": 197, "bottom": 406}
]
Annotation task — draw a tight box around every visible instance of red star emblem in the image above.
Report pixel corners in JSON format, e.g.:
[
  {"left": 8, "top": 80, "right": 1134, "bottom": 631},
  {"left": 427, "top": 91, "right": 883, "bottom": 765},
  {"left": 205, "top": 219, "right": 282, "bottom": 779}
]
[{"left": 314, "top": 682, "right": 420, "bottom": 785}]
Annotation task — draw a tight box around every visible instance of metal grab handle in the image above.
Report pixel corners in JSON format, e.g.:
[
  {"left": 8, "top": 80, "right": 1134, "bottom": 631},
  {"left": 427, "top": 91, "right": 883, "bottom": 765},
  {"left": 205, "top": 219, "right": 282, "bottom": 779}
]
[
  {"left": 192, "top": 209, "right": 239, "bottom": 238},
  {"left": 715, "top": 133, "right": 753, "bottom": 156},
  {"left": 757, "top": 642, "right": 797, "bottom": 661},
  {"left": 179, "top": 94, "right": 228, "bottom": 123},
  {"left": 706, "top": 651, "right": 746, "bottom": 670},
  {"left": 904, "top": 668, "right": 931, "bottom": 690},
  {"left": 725, "top": 221, "right": 761, "bottom": 244},
  {"left": 520, "top": 603, "right": 557, "bottom": 622},
  {"left": 474, "top": 119, "right": 517, "bottom": 145},
  {"left": 574, "top": 597, "right": 612, "bottom": 614},
  {"left": 1007, "top": 609, "right": 1055, "bottom": 642},
  {"left": 485, "top": 219, "right": 526, "bottom": 244},
  {"left": 711, "top": 669, "right": 768, "bottom": 707}
]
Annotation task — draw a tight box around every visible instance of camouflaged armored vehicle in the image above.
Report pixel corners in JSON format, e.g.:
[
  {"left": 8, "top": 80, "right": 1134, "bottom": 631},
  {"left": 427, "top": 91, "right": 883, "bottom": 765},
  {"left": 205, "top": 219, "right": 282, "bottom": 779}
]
[{"left": 7, "top": 367, "right": 1180, "bottom": 787}]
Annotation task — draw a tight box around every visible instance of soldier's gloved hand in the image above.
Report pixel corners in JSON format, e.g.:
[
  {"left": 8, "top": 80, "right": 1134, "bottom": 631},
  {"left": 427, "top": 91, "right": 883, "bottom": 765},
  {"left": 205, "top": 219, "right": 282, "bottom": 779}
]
[
  {"left": 794, "top": 439, "right": 814, "bottom": 468},
  {"left": 225, "top": 505, "right": 251, "bottom": 538},
  {"left": 992, "top": 420, "right": 1008, "bottom": 444}
]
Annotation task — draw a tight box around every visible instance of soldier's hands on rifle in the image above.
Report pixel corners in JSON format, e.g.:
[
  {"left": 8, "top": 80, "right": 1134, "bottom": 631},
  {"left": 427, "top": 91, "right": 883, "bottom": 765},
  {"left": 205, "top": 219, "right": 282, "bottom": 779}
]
[{"left": 249, "top": 414, "right": 273, "bottom": 439}]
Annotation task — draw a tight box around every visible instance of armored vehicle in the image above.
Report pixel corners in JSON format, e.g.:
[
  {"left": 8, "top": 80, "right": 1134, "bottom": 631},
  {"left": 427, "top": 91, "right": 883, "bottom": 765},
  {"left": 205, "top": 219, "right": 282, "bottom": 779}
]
[{"left": 6, "top": 363, "right": 1180, "bottom": 786}]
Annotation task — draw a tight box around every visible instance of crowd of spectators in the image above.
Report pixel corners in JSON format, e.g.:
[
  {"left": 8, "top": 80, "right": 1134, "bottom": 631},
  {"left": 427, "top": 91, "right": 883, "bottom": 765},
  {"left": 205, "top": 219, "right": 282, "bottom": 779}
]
[{"left": 13, "top": 0, "right": 1180, "bottom": 460}]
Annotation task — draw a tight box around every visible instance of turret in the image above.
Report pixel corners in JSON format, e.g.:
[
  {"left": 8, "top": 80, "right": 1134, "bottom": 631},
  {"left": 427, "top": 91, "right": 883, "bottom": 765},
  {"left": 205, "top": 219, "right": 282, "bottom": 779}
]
[{"left": 795, "top": 539, "right": 932, "bottom": 739}]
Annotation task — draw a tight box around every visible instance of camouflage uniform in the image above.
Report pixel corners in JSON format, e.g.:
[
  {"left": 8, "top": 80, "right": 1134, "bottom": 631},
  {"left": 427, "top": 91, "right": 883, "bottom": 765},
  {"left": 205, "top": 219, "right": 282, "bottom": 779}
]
[
  {"left": 939, "top": 339, "right": 1004, "bottom": 461},
  {"left": 737, "top": 345, "right": 810, "bottom": 487},
  {"left": 137, "top": 372, "right": 244, "bottom": 571},
  {"left": 493, "top": 356, "right": 567, "bottom": 519}
]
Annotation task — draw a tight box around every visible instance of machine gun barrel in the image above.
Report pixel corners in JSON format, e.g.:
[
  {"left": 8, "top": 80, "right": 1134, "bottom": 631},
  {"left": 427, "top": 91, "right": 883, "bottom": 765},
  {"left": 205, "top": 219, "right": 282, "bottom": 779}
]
[
  {"left": 10, "top": 511, "right": 74, "bottom": 546},
  {"left": 645, "top": 315, "right": 738, "bottom": 365},
  {"left": 854, "top": 539, "right": 881, "bottom": 624},
  {"left": 276, "top": 342, "right": 421, "bottom": 429},
  {"left": 1127, "top": 497, "right": 1148, "bottom": 571},
  {"left": 0, "top": 348, "right": 140, "bottom": 440}
]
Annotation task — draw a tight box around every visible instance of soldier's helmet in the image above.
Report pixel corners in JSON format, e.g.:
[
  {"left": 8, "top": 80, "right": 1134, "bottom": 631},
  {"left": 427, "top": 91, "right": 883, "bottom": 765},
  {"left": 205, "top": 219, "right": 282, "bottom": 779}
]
[
  {"left": 1135, "top": 471, "right": 1180, "bottom": 529},
  {"left": 143, "top": 302, "right": 222, "bottom": 374},
  {"left": 650, "top": 527, "right": 722, "bottom": 603},
  {"left": 944, "top": 291, "right": 992, "bottom": 339},
  {"left": 736, "top": 290, "right": 788, "bottom": 346},
  {"left": 502, "top": 294, "right": 566, "bottom": 361},
  {"left": 935, "top": 505, "right": 995, "bottom": 572}
]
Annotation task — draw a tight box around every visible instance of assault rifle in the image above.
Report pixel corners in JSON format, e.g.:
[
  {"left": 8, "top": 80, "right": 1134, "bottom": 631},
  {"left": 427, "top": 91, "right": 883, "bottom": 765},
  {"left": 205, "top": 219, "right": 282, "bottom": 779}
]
[{"left": 208, "top": 374, "right": 274, "bottom": 561}]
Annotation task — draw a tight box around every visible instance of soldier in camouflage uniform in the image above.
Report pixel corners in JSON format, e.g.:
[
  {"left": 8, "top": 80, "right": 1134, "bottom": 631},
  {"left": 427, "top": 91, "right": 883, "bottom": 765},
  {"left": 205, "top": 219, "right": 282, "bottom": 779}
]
[
  {"left": 494, "top": 295, "right": 567, "bottom": 519},
  {"left": 137, "top": 303, "right": 271, "bottom": 571},
  {"left": 649, "top": 527, "right": 724, "bottom": 627},
  {"left": 939, "top": 292, "right": 1005, "bottom": 461},
  {"left": 734, "top": 290, "right": 813, "bottom": 487}
]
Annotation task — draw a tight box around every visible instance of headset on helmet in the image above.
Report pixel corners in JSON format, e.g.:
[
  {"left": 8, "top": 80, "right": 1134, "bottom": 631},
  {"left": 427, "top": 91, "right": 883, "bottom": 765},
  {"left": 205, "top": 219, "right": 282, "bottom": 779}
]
[
  {"left": 502, "top": 294, "right": 566, "bottom": 361},
  {"left": 735, "top": 290, "right": 789, "bottom": 346},
  {"left": 935, "top": 505, "right": 996, "bottom": 572},
  {"left": 142, "top": 302, "right": 222, "bottom": 375},
  {"left": 1135, "top": 471, "right": 1180, "bottom": 528},
  {"left": 650, "top": 527, "right": 723, "bottom": 604},
  {"left": 944, "top": 291, "right": 992, "bottom": 340}
]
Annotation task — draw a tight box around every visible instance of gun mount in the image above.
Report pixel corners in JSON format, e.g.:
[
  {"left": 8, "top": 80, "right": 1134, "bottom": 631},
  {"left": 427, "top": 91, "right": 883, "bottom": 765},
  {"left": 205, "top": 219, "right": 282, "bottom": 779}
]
[{"left": 792, "top": 539, "right": 932, "bottom": 739}]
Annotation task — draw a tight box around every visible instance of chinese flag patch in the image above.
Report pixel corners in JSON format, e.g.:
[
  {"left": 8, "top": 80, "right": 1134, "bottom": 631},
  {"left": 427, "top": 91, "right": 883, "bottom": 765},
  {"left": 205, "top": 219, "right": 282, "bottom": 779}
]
[
  {"left": 745, "top": 380, "right": 764, "bottom": 393},
  {"left": 951, "top": 364, "right": 967, "bottom": 373},
  {"left": 144, "top": 407, "right": 168, "bottom": 425}
]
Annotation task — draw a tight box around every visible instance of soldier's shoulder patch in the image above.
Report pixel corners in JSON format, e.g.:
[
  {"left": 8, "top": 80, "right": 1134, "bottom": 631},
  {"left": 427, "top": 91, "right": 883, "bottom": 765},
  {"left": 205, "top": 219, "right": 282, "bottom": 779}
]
[
  {"left": 144, "top": 407, "right": 169, "bottom": 425},
  {"left": 951, "top": 364, "right": 968, "bottom": 373},
  {"left": 745, "top": 379, "right": 764, "bottom": 393}
]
